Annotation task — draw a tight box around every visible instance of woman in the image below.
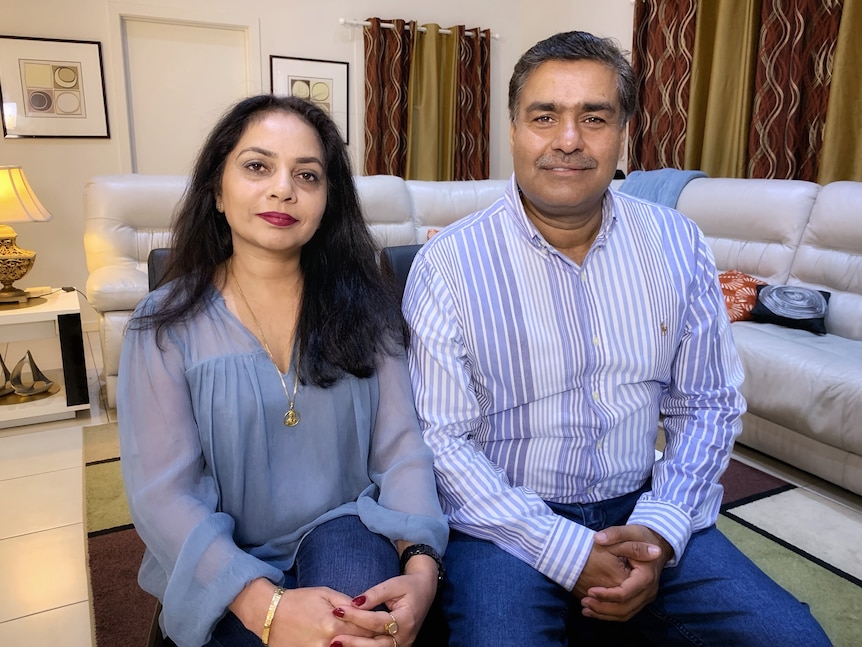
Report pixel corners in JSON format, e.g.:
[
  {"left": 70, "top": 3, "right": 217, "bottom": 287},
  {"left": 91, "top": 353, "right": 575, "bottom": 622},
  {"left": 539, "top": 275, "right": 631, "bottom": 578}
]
[{"left": 118, "top": 95, "right": 447, "bottom": 647}]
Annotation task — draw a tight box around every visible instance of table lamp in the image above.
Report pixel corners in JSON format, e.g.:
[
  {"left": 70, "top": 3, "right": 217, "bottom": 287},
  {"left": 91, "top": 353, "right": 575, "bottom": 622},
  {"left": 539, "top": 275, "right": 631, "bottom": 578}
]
[{"left": 0, "top": 166, "right": 53, "bottom": 303}]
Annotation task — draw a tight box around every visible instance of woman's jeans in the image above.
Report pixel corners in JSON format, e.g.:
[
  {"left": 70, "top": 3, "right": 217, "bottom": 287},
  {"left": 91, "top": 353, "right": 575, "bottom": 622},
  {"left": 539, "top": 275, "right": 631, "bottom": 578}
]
[
  {"left": 204, "top": 514, "right": 399, "bottom": 647},
  {"left": 442, "top": 487, "right": 832, "bottom": 647}
]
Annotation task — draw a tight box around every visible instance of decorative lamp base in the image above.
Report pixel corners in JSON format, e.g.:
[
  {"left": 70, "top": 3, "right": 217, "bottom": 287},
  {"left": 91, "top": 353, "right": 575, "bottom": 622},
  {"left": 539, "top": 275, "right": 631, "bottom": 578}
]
[{"left": 0, "top": 225, "right": 36, "bottom": 303}]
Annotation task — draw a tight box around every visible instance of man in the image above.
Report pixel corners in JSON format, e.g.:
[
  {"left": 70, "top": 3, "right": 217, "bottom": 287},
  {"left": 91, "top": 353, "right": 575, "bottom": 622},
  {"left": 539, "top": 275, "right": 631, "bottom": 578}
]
[{"left": 403, "top": 31, "right": 830, "bottom": 646}]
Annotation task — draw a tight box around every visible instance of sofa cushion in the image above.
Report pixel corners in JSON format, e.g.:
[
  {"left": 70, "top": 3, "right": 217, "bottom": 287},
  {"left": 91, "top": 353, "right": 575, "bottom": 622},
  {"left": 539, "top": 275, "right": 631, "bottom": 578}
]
[
  {"left": 749, "top": 284, "right": 830, "bottom": 334},
  {"left": 718, "top": 270, "right": 766, "bottom": 322},
  {"left": 406, "top": 179, "right": 507, "bottom": 241},
  {"left": 788, "top": 181, "right": 862, "bottom": 342},
  {"left": 732, "top": 322, "right": 862, "bottom": 456},
  {"left": 676, "top": 177, "right": 820, "bottom": 285}
]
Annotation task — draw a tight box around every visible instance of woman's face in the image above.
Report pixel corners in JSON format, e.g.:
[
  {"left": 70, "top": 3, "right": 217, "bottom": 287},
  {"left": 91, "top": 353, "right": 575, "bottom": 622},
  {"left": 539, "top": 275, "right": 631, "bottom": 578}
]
[{"left": 218, "top": 111, "right": 327, "bottom": 260}]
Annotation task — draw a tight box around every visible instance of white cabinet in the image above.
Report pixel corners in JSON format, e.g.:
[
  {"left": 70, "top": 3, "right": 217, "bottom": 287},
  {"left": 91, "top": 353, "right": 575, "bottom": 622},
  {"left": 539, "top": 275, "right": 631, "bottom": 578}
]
[{"left": 0, "top": 290, "right": 90, "bottom": 428}]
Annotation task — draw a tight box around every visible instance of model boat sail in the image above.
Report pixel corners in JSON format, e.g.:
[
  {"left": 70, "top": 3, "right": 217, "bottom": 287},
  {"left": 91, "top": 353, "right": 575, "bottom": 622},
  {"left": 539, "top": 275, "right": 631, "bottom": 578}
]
[
  {"left": 0, "top": 354, "right": 13, "bottom": 396},
  {"left": 10, "top": 350, "right": 54, "bottom": 396}
]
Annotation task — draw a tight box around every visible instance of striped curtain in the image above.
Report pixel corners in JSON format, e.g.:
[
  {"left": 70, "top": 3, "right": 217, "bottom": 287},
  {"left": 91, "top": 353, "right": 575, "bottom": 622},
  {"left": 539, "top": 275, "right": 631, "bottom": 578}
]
[
  {"left": 629, "top": 0, "right": 858, "bottom": 182},
  {"left": 363, "top": 18, "right": 491, "bottom": 180}
]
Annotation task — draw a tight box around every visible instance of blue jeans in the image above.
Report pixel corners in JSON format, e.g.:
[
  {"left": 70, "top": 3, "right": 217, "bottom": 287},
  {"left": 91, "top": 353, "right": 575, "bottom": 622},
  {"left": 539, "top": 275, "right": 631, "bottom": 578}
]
[
  {"left": 204, "top": 514, "right": 399, "bottom": 647},
  {"left": 442, "top": 487, "right": 832, "bottom": 647}
]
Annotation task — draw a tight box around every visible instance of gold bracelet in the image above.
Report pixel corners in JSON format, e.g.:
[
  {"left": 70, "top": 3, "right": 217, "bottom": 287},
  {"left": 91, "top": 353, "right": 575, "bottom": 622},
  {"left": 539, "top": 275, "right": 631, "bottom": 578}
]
[{"left": 261, "top": 586, "right": 285, "bottom": 646}]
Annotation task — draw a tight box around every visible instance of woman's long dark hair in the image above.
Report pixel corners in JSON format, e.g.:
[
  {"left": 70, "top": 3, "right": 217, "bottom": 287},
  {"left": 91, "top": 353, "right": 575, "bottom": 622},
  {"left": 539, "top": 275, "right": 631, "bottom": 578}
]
[{"left": 131, "top": 94, "right": 409, "bottom": 387}]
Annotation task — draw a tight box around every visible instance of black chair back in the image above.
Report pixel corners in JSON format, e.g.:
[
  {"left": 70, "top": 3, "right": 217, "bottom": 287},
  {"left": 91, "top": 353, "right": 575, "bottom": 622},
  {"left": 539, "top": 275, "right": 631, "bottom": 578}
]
[
  {"left": 380, "top": 244, "right": 422, "bottom": 301},
  {"left": 147, "top": 248, "right": 171, "bottom": 291}
]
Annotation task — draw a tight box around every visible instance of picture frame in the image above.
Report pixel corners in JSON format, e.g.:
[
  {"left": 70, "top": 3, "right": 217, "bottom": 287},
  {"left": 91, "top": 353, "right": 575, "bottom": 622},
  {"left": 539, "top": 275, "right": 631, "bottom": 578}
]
[
  {"left": 270, "top": 55, "right": 349, "bottom": 143},
  {"left": 0, "top": 35, "right": 109, "bottom": 138}
]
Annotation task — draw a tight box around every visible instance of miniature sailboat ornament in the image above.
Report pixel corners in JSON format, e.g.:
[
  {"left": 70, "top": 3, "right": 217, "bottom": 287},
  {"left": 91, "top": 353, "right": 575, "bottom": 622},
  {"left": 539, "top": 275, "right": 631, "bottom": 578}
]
[
  {"left": 10, "top": 350, "right": 54, "bottom": 396},
  {"left": 0, "top": 355, "right": 13, "bottom": 396}
]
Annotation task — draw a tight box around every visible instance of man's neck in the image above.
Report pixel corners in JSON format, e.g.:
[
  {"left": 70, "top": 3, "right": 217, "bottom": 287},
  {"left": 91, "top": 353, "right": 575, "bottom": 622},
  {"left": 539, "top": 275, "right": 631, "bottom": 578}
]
[{"left": 522, "top": 200, "right": 605, "bottom": 266}]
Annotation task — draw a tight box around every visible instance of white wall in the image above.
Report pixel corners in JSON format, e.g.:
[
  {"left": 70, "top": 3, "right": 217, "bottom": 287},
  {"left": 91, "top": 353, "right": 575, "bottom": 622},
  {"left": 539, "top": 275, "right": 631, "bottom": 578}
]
[{"left": 1, "top": 0, "right": 633, "bottom": 327}]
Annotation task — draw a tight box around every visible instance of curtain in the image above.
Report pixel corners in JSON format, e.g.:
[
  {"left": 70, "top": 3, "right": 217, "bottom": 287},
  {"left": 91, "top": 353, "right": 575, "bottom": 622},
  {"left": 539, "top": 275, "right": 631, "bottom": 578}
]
[
  {"left": 406, "top": 24, "right": 458, "bottom": 180},
  {"left": 686, "top": 0, "right": 761, "bottom": 178},
  {"left": 629, "top": 0, "right": 698, "bottom": 171},
  {"left": 747, "top": 0, "right": 843, "bottom": 179},
  {"left": 454, "top": 25, "right": 491, "bottom": 180},
  {"left": 630, "top": 0, "right": 859, "bottom": 181},
  {"left": 819, "top": 0, "right": 862, "bottom": 182},
  {"left": 363, "top": 19, "right": 491, "bottom": 180},
  {"left": 363, "top": 18, "right": 414, "bottom": 177}
]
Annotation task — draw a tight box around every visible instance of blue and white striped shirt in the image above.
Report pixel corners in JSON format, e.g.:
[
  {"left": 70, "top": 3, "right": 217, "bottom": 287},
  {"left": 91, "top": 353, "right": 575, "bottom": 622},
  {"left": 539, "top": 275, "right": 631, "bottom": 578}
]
[{"left": 403, "top": 175, "right": 744, "bottom": 591}]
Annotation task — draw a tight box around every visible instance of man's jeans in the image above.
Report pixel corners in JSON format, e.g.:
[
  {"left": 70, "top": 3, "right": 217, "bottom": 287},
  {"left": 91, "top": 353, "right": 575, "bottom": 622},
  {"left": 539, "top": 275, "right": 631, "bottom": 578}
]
[
  {"left": 204, "top": 514, "right": 399, "bottom": 646},
  {"left": 442, "top": 487, "right": 832, "bottom": 646}
]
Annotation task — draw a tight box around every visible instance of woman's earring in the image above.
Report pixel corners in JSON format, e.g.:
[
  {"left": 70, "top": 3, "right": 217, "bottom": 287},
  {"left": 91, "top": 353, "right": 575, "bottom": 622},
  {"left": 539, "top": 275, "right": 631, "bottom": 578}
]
[{"left": 216, "top": 201, "right": 224, "bottom": 213}]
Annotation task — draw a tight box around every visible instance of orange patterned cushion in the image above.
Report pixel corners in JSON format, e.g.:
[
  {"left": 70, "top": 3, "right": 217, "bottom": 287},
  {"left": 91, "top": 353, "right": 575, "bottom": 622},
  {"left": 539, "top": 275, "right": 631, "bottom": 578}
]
[{"left": 718, "top": 270, "right": 767, "bottom": 322}]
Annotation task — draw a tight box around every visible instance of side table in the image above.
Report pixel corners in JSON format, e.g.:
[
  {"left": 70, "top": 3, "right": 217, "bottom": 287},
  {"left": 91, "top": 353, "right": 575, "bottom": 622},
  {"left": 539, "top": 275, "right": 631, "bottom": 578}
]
[{"left": 0, "top": 289, "right": 90, "bottom": 428}]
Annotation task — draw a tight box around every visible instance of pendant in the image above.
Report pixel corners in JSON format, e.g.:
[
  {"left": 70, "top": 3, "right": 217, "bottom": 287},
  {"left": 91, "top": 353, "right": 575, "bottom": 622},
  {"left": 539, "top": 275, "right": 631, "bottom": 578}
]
[{"left": 284, "top": 407, "right": 300, "bottom": 427}]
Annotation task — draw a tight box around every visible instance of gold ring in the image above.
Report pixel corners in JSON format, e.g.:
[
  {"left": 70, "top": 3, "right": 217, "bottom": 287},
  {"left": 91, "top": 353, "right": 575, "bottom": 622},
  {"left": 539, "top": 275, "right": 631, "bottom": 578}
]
[
  {"left": 390, "top": 637, "right": 398, "bottom": 647},
  {"left": 384, "top": 612, "right": 399, "bottom": 636}
]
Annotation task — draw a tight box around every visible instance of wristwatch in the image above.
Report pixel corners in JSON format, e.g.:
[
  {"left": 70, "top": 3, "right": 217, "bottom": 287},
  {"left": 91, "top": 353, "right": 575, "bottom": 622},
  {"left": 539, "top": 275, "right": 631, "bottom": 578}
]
[{"left": 400, "top": 543, "right": 446, "bottom": 582}]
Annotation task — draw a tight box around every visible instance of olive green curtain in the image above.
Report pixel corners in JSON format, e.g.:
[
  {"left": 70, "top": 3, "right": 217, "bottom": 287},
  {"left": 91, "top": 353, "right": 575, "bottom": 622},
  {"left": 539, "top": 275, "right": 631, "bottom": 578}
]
[
  {"left": 685, "top": 0, "right": 761, "bottom": 178},
  {"left": 363, "top": 19, "right": 491, "bottom": 180},
  {"left": 819, "top": 0, "right": 862, "bottom": 182},
  {"left": 406, "top": 24, "right": 458, "bottom": 180}
]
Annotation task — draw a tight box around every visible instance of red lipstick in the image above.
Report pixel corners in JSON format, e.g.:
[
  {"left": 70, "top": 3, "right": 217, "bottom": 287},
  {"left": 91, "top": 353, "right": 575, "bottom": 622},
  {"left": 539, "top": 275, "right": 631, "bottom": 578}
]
[{"left": 258, "top": 211, "right": 298, "bottom": 227}]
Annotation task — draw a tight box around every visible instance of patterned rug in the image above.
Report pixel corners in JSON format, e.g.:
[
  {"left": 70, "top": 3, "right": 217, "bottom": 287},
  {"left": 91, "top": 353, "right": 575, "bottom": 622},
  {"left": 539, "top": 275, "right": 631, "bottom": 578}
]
[
  {"left": 84, "top": 424, "right": 862, "bottom": 646},
  {"left": 84, "top": 423, "right": 156, "bottom": 647}
]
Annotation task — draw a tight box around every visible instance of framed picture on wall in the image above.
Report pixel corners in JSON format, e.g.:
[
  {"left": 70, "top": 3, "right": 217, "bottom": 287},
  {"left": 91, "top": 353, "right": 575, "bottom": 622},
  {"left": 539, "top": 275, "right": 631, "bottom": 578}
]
[
  {"left": 0, "top": 35, "right": 109, "bottom": 138},
  {"left": 270, "top": 55, "right": 349, "bottom": 143}
]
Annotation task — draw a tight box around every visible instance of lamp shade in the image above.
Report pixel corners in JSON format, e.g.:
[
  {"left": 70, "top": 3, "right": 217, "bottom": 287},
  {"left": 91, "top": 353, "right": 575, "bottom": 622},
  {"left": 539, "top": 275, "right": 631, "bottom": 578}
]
[{"left": 0, "top": 166, "right": 53, "bottom": 223}]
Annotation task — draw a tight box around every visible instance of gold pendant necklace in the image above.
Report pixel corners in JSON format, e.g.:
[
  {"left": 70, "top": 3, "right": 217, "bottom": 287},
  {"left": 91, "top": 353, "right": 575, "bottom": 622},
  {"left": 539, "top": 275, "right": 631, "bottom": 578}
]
[{"left": 230, "top": 261, "right": 300, "bottom": 427}]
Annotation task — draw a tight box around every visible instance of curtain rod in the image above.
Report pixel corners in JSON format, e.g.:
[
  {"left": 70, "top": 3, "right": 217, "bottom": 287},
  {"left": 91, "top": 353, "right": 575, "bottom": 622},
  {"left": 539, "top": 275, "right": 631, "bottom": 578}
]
[{"left": 339, "top": 18, "right": 501, "bottom": 40}]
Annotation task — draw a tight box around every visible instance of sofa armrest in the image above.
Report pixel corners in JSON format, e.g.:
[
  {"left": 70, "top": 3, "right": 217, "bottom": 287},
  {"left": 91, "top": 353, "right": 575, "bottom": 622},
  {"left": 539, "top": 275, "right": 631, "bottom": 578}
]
[{"left": 85, "top": 265, "right": 149, "bottom": 313}]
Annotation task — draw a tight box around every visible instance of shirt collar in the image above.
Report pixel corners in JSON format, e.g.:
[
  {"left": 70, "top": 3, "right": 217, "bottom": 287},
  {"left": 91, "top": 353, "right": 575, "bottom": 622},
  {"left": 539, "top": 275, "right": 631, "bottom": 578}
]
[{"left": 504, "top": 173, "right": 618, "bottom": 251}]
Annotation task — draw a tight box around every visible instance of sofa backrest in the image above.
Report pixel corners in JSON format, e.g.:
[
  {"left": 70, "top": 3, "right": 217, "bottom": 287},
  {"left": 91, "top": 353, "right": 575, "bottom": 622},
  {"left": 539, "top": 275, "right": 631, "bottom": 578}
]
[
  {"left": 789, "top": 181, "right": 862, "bottom": 341},
  {"left": 675, "top": 177, "right": 821, "bottom": 285},
  {"left": 83, "top": 173, "right": 508, "bottom": 313},
  {"left": 406, "top": 179, "right": 508, "bottom": 241},
  {"left": 83, "top": 174, "right": 183, "bottom": 274}
]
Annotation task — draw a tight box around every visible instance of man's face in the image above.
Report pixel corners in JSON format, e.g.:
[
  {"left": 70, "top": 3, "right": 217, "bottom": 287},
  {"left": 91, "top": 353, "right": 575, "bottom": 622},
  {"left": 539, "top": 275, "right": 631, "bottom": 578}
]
[{"left": 510, "top": 59, "right": 625, "bottom": 225}]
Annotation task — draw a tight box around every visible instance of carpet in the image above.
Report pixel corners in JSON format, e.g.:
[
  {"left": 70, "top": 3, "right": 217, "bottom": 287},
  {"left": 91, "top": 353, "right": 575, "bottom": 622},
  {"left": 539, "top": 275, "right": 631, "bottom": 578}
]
[
  {"left": 84, "top": 423, "right": 157, "bottom": 647},
  {"left": 84, "top": 424, "right": 862, "bottom": 646}
]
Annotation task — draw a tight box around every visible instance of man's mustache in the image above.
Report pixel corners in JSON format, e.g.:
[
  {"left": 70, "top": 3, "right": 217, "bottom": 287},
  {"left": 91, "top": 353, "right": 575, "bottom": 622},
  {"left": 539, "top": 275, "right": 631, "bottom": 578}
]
[{"left": 535, "top": 154, "right": 598, "bottom": 170}]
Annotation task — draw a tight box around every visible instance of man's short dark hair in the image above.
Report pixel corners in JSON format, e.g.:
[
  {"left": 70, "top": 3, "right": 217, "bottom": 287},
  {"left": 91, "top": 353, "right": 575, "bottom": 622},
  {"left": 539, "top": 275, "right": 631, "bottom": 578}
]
[{"left": 508, "top": 31, "right": 636, "bottom": 125}]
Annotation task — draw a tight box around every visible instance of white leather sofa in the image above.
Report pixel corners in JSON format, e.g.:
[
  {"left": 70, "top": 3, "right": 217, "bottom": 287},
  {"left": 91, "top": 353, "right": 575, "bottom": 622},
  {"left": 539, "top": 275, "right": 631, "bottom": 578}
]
[
  {"left": 83, "top": 174, "right": 862, "bottom": 496},
  {"left": 675, "top": 179, "right": 862, "bottom": 496}
]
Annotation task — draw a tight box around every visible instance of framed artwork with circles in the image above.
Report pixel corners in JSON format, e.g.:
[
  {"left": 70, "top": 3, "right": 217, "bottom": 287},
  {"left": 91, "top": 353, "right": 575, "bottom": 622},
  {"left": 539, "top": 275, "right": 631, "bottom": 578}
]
[
  {"left": 0, "top": 35, "right": 109, "bottom": 138},
  {"left": 270, "top": 56, "right": 349, "bottom": 143}
]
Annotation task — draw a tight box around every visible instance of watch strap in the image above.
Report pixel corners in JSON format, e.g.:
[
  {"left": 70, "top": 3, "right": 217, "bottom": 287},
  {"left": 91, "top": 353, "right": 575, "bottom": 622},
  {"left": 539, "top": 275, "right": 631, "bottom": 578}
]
[{"left": 399, "top": 543, "right": 445, "bottom": 582}]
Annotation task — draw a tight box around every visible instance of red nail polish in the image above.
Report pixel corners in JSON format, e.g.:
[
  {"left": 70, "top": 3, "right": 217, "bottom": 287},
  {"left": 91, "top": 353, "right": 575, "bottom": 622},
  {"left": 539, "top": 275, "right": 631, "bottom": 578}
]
[
  {"left": 352, "top": 595, "right": 366, "bottom": 606},
  {"left": 332, "top": 607, "right": 345, "bottom": 618}
]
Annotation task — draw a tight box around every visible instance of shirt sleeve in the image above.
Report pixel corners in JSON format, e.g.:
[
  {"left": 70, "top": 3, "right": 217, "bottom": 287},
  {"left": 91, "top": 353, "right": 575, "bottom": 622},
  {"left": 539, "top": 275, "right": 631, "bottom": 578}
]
[
  {"left": 117, "top": 299, "right": 282, "bottom": 647},
  {"left": 359, "top": 351, "right": 450, "bottom": 555},
  {"left": 628, "top": 226, "right": 745, "bottom": 565},
  {"left": 403, "top": 255, "right": 594, "bottom": 592}
]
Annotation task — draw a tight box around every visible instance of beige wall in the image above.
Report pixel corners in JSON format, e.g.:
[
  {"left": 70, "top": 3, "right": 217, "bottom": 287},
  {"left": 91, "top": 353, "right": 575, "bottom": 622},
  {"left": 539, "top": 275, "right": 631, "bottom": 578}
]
[{"left": 1, "top": 0, "right": 633, "bottom": 327}]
